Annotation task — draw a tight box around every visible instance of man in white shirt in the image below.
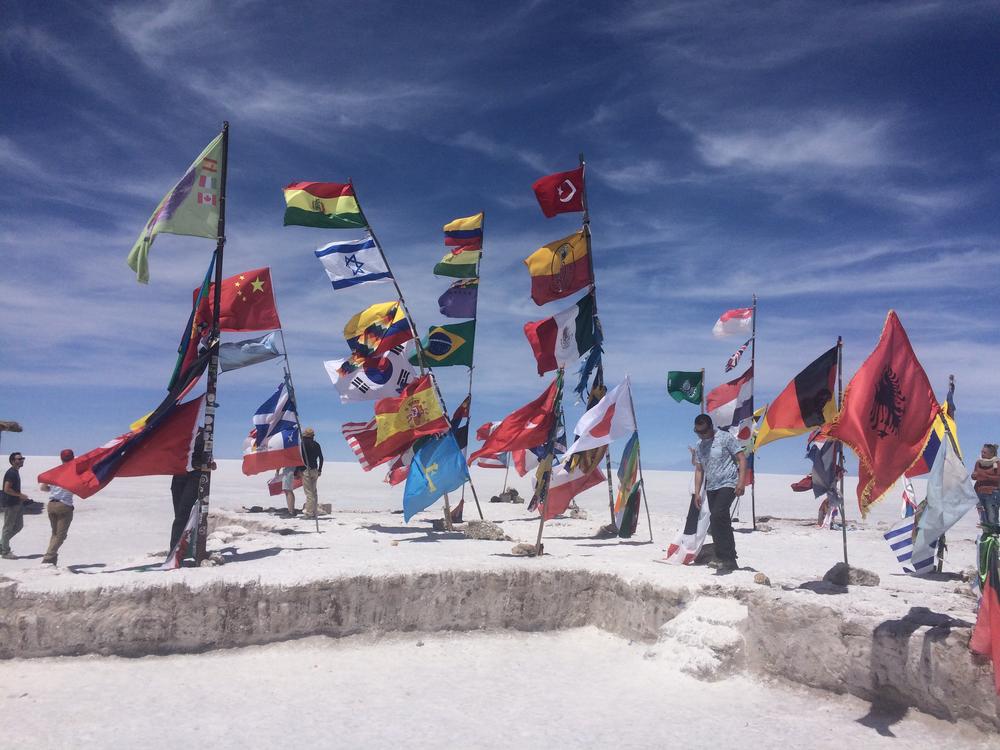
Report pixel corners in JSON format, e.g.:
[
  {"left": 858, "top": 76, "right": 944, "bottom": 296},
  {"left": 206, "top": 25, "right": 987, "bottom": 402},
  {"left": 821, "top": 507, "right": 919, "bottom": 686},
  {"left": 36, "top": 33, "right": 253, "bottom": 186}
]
[{"left": 38, "top": 449, "right": 76, "bottom": 566}]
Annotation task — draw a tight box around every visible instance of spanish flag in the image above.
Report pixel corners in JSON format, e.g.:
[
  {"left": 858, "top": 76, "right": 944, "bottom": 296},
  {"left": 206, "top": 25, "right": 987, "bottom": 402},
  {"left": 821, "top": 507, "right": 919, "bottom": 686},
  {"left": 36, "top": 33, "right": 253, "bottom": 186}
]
[
  {"left": 754, "top": 345, "right": 838, "bottom": 450},
  {"left": 523, "top": 231, "right": 592, "bottom": 306},
  {"left": 373, "top": 375, "right": 449, "bottom": 458},
  {"left": 283, "top": 181, "right": 367, "bottom": 229}
]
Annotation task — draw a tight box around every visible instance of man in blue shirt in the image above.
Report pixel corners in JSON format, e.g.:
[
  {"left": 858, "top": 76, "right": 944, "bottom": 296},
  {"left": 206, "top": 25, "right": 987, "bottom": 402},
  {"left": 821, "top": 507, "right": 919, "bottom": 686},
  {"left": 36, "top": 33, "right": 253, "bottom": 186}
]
[{"left": 693, "top": 414, "right": 748, "bottom": 571}]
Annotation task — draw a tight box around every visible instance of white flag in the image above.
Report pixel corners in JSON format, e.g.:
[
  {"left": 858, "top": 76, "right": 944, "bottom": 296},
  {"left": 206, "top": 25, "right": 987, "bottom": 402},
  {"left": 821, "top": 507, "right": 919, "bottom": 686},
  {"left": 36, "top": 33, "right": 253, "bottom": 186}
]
[
  {"left": 324, "top": 342, "right": 416, "bottom": 403},
  {"left": 315, "top": 235, "right": 391, "bottom": 290},
  {"left": 564, "top": 376, "right": 636, "bottom": 457}
]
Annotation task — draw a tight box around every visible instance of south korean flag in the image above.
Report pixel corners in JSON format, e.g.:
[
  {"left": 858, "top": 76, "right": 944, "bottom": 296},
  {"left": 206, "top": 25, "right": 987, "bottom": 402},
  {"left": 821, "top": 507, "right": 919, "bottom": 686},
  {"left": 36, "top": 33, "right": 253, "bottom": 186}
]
[{"left": 324, "top": 341, "right": 416, "bottom": 403}]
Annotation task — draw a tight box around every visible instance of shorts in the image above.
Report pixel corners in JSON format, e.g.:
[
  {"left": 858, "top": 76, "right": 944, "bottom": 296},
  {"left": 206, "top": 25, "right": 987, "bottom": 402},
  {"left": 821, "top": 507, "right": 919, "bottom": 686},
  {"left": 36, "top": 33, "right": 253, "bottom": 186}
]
[{"left": 281, "top": 468, "right": 297, "bottom": 492}]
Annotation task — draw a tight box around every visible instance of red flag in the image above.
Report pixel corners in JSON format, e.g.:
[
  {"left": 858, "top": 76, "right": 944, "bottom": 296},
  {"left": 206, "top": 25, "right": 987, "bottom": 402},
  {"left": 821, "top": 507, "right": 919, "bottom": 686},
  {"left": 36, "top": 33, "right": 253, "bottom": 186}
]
[
  {"left": 970, "top": 547, "right": 1000, "bottom": 694},
  {"left": 532, "top": 166, "right": 585, "bottom": 218},
  {"left": 196, "top": 267, "right": 282, "bottom": 332},
  {"left": 827, "top": 311, "right": 938, "bottom": 516},
  {"left": 541, "top": 463, "right": 605, "bottom": 520},
  {"left": 37, "top": 397, "right": 204, "bottom": 499},
  {"left": 342, "top": 419, "right": 398, "bottom": 471},
  {"left": 468, "top": 378, "right": 560, "bottom": 465}
]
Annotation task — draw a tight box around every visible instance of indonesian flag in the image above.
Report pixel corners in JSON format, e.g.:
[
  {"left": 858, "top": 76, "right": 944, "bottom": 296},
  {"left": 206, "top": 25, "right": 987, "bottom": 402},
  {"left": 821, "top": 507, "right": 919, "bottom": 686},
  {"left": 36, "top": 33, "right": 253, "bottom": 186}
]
[
  {"left": 564, "top": 377, "right": 636, "bottom": 457},
  {"left": 540, "top": 463, "right": 605, "bottom": 520},
  {"left": 712, "top": 307, "right": 753, "bottom": 338},
  {"left": 532, "top": 166, "right": 585, "bottom": 218},
  {"left": 467, "top": 378, "right": 560, "bottom": 465}
]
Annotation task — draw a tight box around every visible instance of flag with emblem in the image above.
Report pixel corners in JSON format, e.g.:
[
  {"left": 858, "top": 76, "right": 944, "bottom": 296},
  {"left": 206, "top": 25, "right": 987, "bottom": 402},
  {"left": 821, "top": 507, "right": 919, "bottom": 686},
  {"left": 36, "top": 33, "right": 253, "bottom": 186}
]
[
  {"left": 438, "top": 279, "right": 479, "bottom": 319},
  {"left": 195, "top": 267, "right": 282, "bottom": 332},
  {"left": 828, "top": 311, "right": 939, "bottom": 516},
  {"left": 433, "top": 247, "right": 481, "bottom": 278},
  {"left": 532, "top": 166, "right": 586, "bottom": 218},
  {"left": 444, "top": 212, "right": 484, "bottom": 248},
  {"left": 523, "top": 231, "right": 592, "bottom": 306},
  {"left": 127, "top": 131, "right": 224, "bottom": 284},
  {"left": 411, "top": 320, "right": 476, "bottom": 368},
  {"left": 344, "top": 301, "right": 413, "bottom": 358},
  {"left": 564, "top": 377, "right": 637, "bottom": 457},
  {"left": 754, "top": 345, "right": 838, "bottom": 450},
  {"left": 402, "top": 432, "right": 470, "bottom": 521},
  {"left": 241, "top": 381, "right": 302, "bottom": 475},
  {"left": 468, "top": 377, "right": 561, "bottom": 464},
  {"left": 523, "top": 292, "right": 595, "bottom": 375},
  {"left": 315, "top": 235, "right": 391, "bottom": 290},
  {"left": 324, "top": 342, "right": 416, "bottom": 403},
  {"left": 667, "top": 371, "right": 704, "bottom": 405},
  {"left": 373, "top": 375, "right": 449, "bottom": 457},
  {"left": 282, "top": 181, "right": 367, "bottom": 229}
]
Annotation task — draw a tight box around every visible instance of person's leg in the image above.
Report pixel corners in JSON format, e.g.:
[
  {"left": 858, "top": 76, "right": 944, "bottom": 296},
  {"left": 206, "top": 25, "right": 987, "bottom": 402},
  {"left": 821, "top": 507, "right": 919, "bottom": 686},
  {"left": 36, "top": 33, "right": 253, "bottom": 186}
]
[
  {"left": 302, "top": 469, "right": 319, "bottom": 516},
  {"left": 987, "top": 491, "right": 1000, "bottom": 526},
  {"left": 170, "top": 475, "right": 199, "bottom": 550},
  {"left": 43, "top": 502, "right": 62, "bottom": 563},
  {"left": 284, "top": 490, "right": 296, "bottom": 514},
  {"left": 707, "top": 487, "right": 737, "bottom": 563},
  {"left": 43, "top": 503, "right": 74, "bottom": 563},
  {"left": 0, "top": 505, "right": 17, "bottom": 555},
  {"left": 977, "top": 493, "right": 990, "bottom": 524}
]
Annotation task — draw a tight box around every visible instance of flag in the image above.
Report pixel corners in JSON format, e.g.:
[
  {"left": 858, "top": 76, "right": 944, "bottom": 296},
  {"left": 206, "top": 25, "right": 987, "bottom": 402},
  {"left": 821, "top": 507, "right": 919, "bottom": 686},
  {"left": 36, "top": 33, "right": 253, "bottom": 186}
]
[
  {"left": 433, "top": 247, "right": 480, "bottom": 278},
  {"left": 805, "top": 438, "right": 840, "bottom": 500},
  {"left": 438, "top": 279, "right": 479, "bottom": 319},
  {"left": 827, "top": 311, "right": 939, "bottom": 516},
  {"left": 315, "top": 235, "right": 391, "bottom": 290},
  {"left": 664, "top": 489, "right": 710, "bottom": 565},
  {"left": 477, "top": 453, "right": 508, "bottom": 469},
  {"left": 754, "top": 345, "right": 838, "bottom": 450},
  {"left": 169, "top": 254, "right": 216, "bottom": 391},
  {"left": 667, "top": 371, "right": 704, "bottom": 405},
  {"left": 910, "top": 436, "right": 978, "bottom": 572},
  {"left": 883, "top": 517, "right": 935, "bottom": 574},
  {"left": 402, "top": 432, "right": 470, "bottom": 521},
  {"left": 282, "top": 181, "right": 366, "bottom": 229},
  {"left": 615, "top": 432, "right": 642, "bottom": 538},
  {"left": 344, "top": 301, "right": 413, "bottom": 358},
  {"left": 706, "top": 366, "right": 754, "bottom": 431},
  {"left": 37, "top": 396, "right": 204, "bottom": 499},
  {"left": 905, "top": 410, "right": 959, "bottom": 477},
  {"left": 450, "top": 395, "right": 471, "bottom": 451},
  {"left": 468, "top": 377, "right": 560, "bottom": 464},
  {"left": 412, "top": 321, "right": 476, "bottom": 368},
  {"left": 444, "top": 212, "right": 484, "bottom": 247},
  {"left": 342, "top": 419, "right": 397, "bottom": 471},
  {"left": 945, "top": 374, "right": 956, "bottom": 417},
  {"left": 712, "top": 307, "right": 753, "bottom": 337},
  {"left": 901, "top": 479, "right": 917, "bottom": 517},
  {"left": 725, "top": 339, "right": 752, "bottom": 372},
  {"left": 196, "top": 267, "right": 283, "bottom": 332},
  {"left": 564, "top": 377, "right": 636, "bottom": 457},
  {"left": 539, "top": 463, "right": 605, "bottom": 520},
  {"left": 324, "top": 343, "right": 416, "bottom": 403},
  {"left": 241, "top": 382, "right": 302, "bottom": 475},
  {"left": 219, "top": 332, "right": 282, "bottom": 372},
  {"left": 970, "top": 533, "right": 1000, "bottom": 695},
  {"left": 532, "top": 166, "right": 585, "bottom": 218},
  {"left": 523, "top": 293, "right": 595, "bottom": 375},
  {"left": 160, "top": 499, "right": 200, "bottom": 570},
  {"left": 127, "top": 131, "right": 224, "bottom": 284},
  {"left": 373, "top": 375, "right": 449, "bottom": 457},
  {"left": 523, "top": 231, "right": 592, "bottom": 306}
]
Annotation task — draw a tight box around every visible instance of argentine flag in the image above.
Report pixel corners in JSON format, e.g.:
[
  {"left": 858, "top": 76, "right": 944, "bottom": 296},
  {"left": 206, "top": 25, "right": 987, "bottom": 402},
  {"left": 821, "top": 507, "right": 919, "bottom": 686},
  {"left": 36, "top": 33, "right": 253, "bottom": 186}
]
[{"left": 315, "top": 235, "right": 391, "bottom": 290}]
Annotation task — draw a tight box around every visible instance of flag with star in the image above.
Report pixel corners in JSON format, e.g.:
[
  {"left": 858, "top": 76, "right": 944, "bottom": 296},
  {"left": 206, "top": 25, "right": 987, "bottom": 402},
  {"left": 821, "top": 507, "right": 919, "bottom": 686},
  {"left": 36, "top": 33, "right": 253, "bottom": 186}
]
[
  {"left": 195, "top": 267, "right": 282, "bottom": 332},
  {"left": 315, "top": 235, "right": 392, "bottom": 290}
]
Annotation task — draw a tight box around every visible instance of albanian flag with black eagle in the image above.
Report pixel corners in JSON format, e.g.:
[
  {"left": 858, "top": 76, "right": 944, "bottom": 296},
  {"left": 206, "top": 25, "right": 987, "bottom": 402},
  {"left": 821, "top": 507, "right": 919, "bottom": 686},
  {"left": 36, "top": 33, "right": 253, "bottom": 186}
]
[{"left": 754, "top": 345, "right": 838, "bottom": 450}]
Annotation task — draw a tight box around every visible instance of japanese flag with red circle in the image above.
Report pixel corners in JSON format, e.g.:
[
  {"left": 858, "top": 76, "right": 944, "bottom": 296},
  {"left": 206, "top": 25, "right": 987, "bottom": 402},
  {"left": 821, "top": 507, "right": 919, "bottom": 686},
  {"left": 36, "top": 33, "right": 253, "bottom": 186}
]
[{"left": 564, "top": 376, "right": 636, "bottom": 457}]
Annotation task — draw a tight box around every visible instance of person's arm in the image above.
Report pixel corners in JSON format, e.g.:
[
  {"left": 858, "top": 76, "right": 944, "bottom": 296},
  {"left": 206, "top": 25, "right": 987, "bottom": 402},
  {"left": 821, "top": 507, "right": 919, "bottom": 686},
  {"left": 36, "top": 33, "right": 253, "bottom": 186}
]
[
  {"left": 693, "top": 462, "right": 705, "bottom": 507},
  {"left": 734, "top": 450, "right": 748, "bottom": 496},
  {"left": 316, "top": 443, "right": 324, "bottom": 475}
]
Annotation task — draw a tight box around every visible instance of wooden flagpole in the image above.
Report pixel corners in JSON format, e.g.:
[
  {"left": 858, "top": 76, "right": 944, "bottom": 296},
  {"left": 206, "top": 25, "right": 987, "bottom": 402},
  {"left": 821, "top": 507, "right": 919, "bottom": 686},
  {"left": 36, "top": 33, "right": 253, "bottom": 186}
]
[
  {"left": 194, "top": 121, "right": 228, "bottom": 564},
  {"left": 836, "top": 336, "right": 848, "bottom": 565},
  {"left": 749, "top": 293, "right": 758, "bottom": 531},
  {"left": 458, "top": 210, "right": 486, "bottom": 520},
  {"left": 624, "top": 376, "right": 653, "bottom": 543},
  {"left": 533, "top": 370, "right": 565, "bottom": 556},
  {"left": 577, "top": 153, "right": 617, "bottom": 528}
]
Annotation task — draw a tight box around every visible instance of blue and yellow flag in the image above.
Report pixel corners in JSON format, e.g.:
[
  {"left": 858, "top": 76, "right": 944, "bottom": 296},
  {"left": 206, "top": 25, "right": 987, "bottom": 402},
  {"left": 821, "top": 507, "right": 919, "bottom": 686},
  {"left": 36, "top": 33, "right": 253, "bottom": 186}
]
[{"left": 403, "top": 432, "right": 469, "bottom": 521}]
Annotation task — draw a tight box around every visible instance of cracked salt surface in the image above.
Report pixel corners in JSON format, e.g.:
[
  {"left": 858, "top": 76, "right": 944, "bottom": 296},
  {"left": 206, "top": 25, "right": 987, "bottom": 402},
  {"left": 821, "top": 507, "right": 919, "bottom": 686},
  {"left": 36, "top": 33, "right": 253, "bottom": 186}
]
[{"left": 1, "top": 628, "right": 993, "bottom": 749}]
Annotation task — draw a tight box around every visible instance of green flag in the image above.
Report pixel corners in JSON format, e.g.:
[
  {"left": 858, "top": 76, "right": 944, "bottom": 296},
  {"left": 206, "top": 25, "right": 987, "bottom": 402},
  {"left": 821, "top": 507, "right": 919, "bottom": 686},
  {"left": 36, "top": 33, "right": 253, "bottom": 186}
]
[
  {"left": 127, "top": 131, "right": 225, "bottom": 284},
  {"left": 410, "top": 321, "right": 476, "bottom": 368},
  {"left": 667, "top": 370, "right": 703, "bottom": 405}
]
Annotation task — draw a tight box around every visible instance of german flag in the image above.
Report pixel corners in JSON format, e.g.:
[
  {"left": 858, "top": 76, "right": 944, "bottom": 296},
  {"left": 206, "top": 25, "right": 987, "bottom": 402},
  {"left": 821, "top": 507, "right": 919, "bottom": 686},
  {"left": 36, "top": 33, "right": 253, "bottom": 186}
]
[{"left": 754, "top": 345, "right": 838, "bottom": 450}]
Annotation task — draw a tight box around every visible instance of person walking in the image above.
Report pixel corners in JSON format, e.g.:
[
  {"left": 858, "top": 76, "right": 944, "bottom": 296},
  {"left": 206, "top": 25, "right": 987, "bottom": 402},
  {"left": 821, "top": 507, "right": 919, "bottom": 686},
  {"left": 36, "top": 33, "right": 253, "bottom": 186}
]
[
  {"left": 299, "top": 427, "right": 324, "bottom": 520},
  {"left": 1, "top": 452, "right": 32, "bottom": 559},
  {"left": 692, "top": 414, "right": 748, "bottom": 572},
  {"left": 972, "top": 443, "right": 1000, "bottom": 526},
  {"left": 38, "top": 449, "right": 76, "bottom": 565}
]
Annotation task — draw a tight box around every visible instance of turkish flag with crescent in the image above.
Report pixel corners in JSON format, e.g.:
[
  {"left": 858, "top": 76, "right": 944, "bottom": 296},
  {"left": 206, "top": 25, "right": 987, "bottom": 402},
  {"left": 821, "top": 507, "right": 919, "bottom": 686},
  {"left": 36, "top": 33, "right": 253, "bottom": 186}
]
[
  {"left": 827, "top": 311, "right": 938, "bottom": 517},
  {"left": 532, "top": 166, "right": 586, "bottom": 218}
]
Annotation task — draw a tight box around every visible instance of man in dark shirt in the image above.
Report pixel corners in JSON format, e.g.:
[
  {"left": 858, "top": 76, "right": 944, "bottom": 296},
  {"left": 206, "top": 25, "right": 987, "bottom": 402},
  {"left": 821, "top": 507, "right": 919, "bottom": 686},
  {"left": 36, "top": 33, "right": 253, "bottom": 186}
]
[
  {"left": 300, "top": 427, "right": 323, "bottom": 519},
  {"left": 169, "top": 429, "right": 215, "bottom": 552},
  {"left": 1, "top": 452, "right": 32, "bottom": 559}
]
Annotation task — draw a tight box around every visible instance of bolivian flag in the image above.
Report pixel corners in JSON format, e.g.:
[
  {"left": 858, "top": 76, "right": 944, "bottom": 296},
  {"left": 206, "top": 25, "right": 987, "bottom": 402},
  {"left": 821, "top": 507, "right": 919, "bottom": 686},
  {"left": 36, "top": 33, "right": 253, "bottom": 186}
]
[
  {"left": 434, "top": 247, "right": 480, "bottom": 278},
  {"left": 523, "top": 231, "right": 592, "bottom": 306},
  {"left": 373, "top": 375, "right": 449, "bottom": 457},
  {"left": 754, "top": 345, "right": 838, "bottom": 450},
  {"left": 283, "top": 181, "right": 367, "bottom": 229}
]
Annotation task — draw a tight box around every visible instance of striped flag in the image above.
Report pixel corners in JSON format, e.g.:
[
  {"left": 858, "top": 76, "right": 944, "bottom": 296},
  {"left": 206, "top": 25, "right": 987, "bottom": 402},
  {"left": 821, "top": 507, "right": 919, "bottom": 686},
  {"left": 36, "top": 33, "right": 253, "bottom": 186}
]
[
  {"left": 706, "top": 366, "right": 754, "bottom": 433},
  {"left": 883, "top": 517, "right": 936, "bottom": 574},
  {"left": 725, "top": 338, "right": 752, "bottom": 372},
  {"left": 241, "top": 382, "right": 302, "bottom": 476},
  {"left": 341, "top": 419, "right": 392, "bottom": 471}
]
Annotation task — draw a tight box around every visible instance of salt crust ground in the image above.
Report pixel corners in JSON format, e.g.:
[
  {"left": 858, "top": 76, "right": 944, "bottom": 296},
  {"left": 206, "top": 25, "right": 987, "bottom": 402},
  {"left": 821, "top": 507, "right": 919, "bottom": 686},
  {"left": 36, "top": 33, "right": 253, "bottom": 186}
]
[{"left": 2, "top": 628, "right": 994, "bottom": 750}]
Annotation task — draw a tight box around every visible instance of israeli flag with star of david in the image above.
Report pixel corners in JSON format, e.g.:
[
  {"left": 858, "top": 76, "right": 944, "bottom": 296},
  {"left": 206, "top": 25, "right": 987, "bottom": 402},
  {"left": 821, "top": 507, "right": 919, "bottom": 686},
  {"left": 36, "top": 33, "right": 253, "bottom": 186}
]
[{"left": 315, "top": 235, "right": 392, "bottom": 290}]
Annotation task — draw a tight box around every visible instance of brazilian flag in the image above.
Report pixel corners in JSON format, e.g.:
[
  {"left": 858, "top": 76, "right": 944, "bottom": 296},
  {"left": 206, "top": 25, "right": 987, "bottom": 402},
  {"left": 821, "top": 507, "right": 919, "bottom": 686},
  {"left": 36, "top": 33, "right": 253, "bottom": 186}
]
[{"left": 411, "top": 320, "right": 475, "bottom": 368}]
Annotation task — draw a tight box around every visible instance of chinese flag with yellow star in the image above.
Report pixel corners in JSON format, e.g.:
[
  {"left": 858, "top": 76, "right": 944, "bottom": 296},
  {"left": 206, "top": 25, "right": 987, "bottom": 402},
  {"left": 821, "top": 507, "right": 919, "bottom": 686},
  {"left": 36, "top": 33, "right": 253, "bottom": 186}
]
[{"left": 195, "top": 267, "right": 282, "bottom": 332}]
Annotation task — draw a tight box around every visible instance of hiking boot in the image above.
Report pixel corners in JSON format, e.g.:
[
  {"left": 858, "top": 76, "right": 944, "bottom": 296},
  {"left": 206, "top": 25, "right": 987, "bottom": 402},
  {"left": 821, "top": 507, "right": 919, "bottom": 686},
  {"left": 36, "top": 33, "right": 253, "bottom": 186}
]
[{"left": 1, "top": 552, "right": 16, "bottom": 560}]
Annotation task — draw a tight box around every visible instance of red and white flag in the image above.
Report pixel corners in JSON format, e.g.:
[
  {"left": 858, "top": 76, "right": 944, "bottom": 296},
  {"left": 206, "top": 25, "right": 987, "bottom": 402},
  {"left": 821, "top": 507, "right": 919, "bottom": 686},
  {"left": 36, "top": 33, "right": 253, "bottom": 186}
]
[
  {"left": 467, "top": 378, "right": 560, "bottom": 465},
  {"left": 725, "top": 338, "right": 752, "bottom": 372},
  {"left": 341, "top": 419, "right": 397, "bottom": 471},
  {"left": 706, "top": 367, "right": 754, "bottom": 433},
  {"left": 712, "top": 307, "right": 753, "bottom": 338},
  {"left": 540, "top": 463, "right": 605, "bottom": 520},
  {"left": 532, "top": 166, "right": 585, "bottom": 218},
  {"left": 564, "top": 377, "right": 636, "bottom": 457}
]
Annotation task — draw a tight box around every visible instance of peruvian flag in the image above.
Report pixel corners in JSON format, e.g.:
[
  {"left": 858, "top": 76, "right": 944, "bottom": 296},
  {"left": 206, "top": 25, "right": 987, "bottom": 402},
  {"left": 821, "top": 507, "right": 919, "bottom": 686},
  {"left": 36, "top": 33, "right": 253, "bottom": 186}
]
[
  {"left": 467, "top": 378, "right": 560, "bottom": 465},
  {"left": 564, "top": 377, "right": 636, "bottom": 457},
  {"left": 541, "top": 463, "right": 605, "bottom": 520},
  {"left": 532, "top": 166, "right": 585, "bottom": 218},
  {"left": 712, "top": 307, "right": 753, "bottom": 338}
]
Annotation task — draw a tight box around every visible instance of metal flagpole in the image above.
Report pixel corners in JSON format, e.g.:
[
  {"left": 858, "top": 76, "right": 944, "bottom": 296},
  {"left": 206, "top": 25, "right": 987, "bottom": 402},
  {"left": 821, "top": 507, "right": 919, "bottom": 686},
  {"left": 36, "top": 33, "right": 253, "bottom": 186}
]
[
  {"left": 501, "top": 458, "right": 511, "bottom": 493},
  {"left": 577, "top": 153, "right": 617, "bottom": 529},
  {"left": 836, "top": 336, "right": 848, "bottom": 566},
  {"left": 195, "top": 122, "right": 228, "bottom": 564},
  {"left": 533, "top": 370, "right": 565, "bottom": 556},
  {"left": 277, "top": 328, "right": 319, "bottom": 534},
  {"left": 457, "top": 210, "right": 486, "bottom": 520},
  {"left": 749, "top": 293, "right": 757, "bottom": 531}
]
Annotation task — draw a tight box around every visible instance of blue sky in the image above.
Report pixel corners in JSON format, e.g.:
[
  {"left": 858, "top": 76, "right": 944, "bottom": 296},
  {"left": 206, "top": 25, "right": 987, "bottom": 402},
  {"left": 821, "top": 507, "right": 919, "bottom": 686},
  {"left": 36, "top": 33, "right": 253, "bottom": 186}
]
[{"left": 2, "top": 0, "right": 998, "bottom": 479}]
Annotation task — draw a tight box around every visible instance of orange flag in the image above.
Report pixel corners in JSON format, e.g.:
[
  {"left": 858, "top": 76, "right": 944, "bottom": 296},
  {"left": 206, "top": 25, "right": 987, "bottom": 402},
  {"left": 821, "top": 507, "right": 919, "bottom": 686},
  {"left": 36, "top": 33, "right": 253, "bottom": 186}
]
[{"left": 827, "top": 311, "right": 938, "bottom": 516}]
